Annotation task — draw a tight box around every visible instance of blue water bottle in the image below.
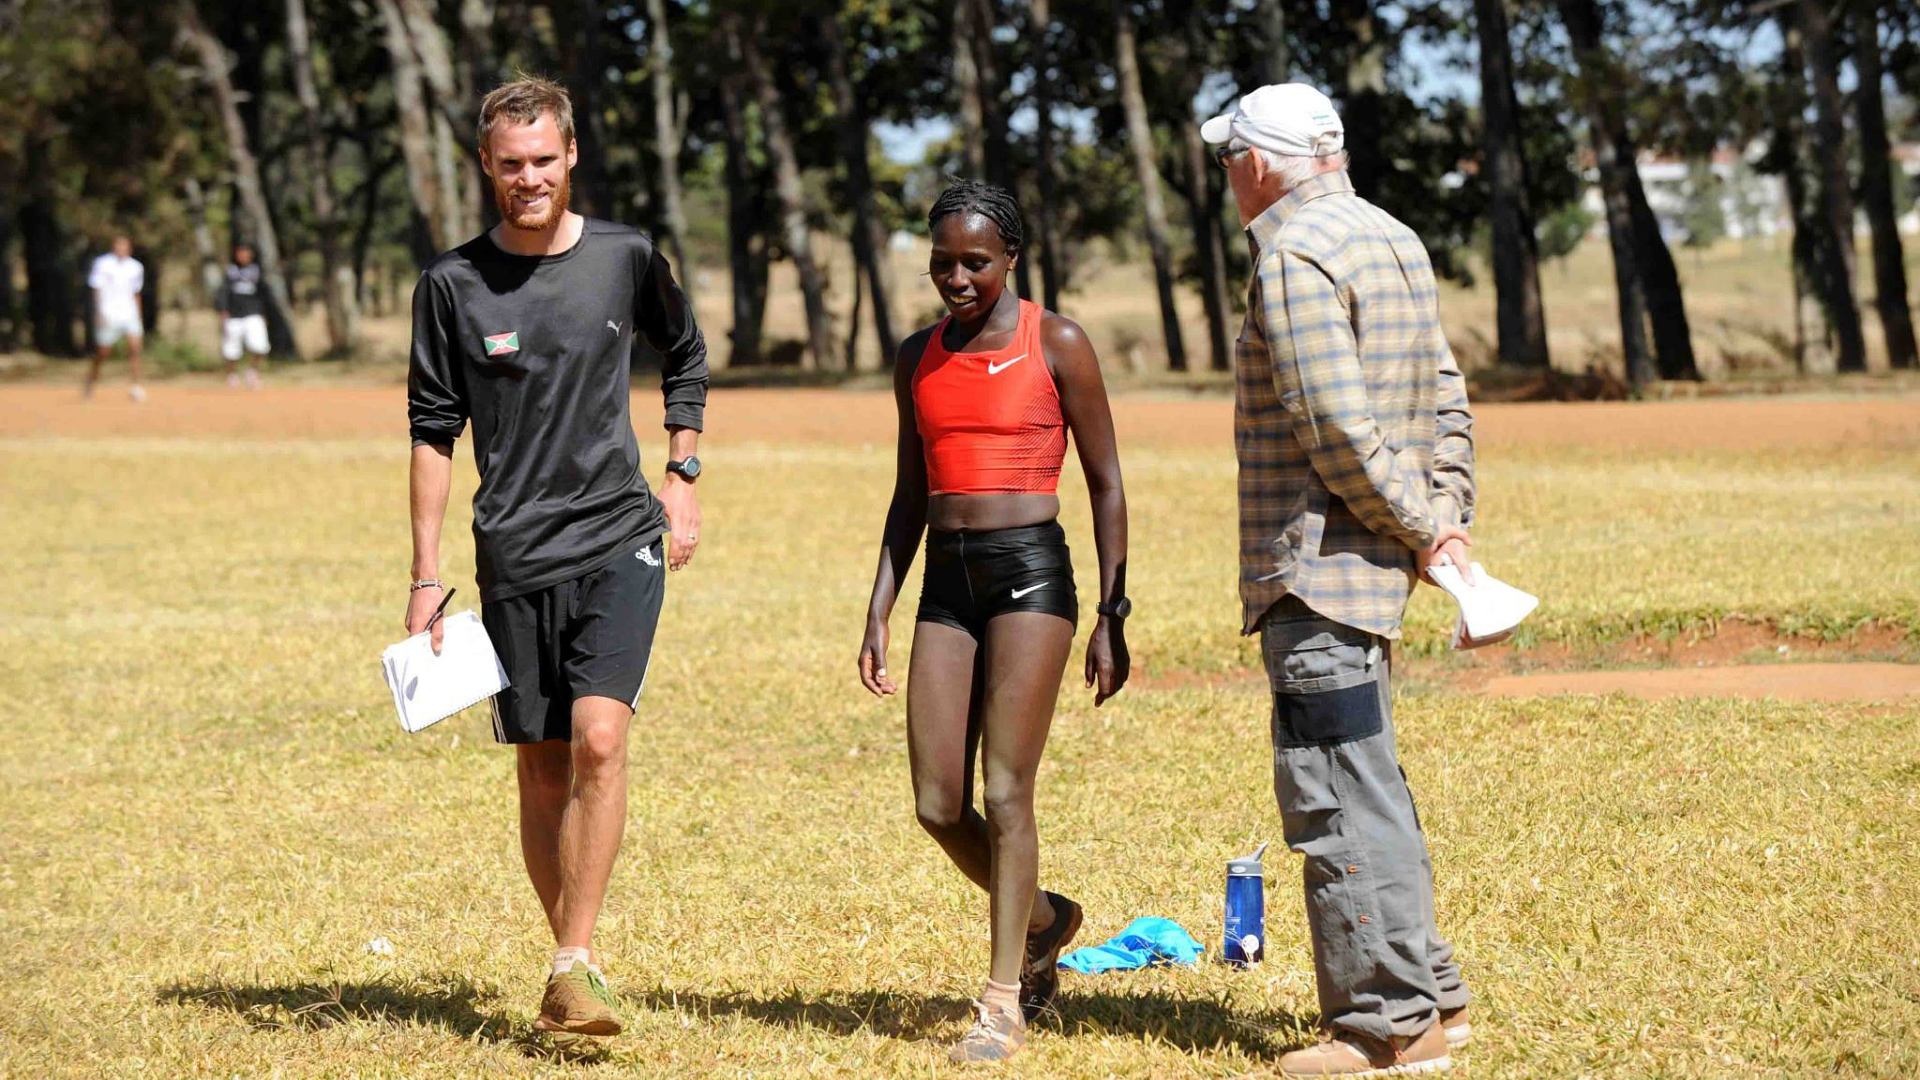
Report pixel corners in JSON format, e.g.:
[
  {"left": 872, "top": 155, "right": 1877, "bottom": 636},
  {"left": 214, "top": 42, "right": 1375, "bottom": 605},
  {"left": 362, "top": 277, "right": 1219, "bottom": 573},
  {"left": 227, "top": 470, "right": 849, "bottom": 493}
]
[{"left": 1223, "top": 842, "right": 1268, "bottom": 967}]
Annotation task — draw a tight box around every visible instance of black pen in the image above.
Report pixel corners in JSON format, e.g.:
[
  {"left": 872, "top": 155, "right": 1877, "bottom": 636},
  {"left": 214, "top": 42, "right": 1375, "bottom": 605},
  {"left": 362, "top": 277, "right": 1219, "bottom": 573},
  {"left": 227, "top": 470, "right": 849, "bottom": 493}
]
[{"left": 423, "top": 587, "right": 456, "bottom": 633}]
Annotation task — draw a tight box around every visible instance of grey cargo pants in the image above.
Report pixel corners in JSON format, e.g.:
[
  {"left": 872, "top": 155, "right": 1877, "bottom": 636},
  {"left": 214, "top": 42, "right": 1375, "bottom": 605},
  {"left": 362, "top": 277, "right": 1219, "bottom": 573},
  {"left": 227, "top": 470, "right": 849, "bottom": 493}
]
[{"left": 1261, "top": 595, "right": 1469, "bottom": 1042}]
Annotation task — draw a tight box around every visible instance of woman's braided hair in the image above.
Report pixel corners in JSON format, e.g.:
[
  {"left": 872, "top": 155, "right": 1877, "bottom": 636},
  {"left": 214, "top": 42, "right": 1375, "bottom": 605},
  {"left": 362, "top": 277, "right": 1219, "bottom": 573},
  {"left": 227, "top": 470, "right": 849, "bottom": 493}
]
[{"left": 926, "top": 179, "right": 1024, "bottom": 257}]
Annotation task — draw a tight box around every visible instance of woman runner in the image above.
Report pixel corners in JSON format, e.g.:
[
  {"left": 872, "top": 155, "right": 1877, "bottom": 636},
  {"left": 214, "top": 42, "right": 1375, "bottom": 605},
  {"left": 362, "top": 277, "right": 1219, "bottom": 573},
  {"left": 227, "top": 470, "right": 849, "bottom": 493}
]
[{"left": 858, "top": 180, "right": 1131, "bottom": 1064}]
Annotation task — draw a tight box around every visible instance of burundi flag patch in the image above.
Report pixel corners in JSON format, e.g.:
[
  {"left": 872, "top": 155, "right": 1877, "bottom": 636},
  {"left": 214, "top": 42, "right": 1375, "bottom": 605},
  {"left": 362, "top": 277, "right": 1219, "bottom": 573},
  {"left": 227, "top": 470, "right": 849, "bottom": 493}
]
[{"left": 484, "top": 331, "right": 520, "bottom": 357}]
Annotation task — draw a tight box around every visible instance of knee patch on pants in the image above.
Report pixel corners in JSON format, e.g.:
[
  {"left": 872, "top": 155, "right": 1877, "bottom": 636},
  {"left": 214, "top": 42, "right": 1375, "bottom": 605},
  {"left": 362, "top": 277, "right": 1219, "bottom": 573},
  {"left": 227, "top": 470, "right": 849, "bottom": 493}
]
[{"left": 1262, "top": 609, "right": 1385, "bottom": 748}]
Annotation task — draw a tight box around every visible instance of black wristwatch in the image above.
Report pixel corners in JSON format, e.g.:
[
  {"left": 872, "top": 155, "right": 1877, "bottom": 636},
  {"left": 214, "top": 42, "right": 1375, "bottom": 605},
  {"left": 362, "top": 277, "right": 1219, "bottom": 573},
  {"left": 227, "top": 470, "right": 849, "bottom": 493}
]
[
  {"left": 665, "top": 456, "right": 702, "bottom": 482},
  {"left": 1096, "top": 596, "right": 1132, "bottom": 620}
]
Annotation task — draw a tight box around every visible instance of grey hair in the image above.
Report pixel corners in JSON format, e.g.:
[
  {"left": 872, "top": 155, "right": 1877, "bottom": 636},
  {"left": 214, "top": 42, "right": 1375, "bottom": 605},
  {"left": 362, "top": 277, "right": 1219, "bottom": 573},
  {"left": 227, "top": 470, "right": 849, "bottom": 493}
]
[{"left": 1239, "top": 135, "right": 1349, "bottom": 192}]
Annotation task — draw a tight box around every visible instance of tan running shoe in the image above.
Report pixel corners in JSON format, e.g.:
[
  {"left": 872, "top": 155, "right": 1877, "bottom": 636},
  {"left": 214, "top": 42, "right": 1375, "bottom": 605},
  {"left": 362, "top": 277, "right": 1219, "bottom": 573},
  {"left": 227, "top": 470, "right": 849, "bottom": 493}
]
[
  {"left": 947, "top": 999, "right": 1026, "bottom": 1064},
  {"left": 534, "top": 961, "right": 623, "bottom": 1037},
  {"left": 1277, "top": 1022, "right": 1451, "bottom": 1077},
  {"left": 1019, "top": 891, "right": 1083, "bottom": 1022},
  {"left": 1439, "top": 1005, "right": 1470, "bottom": 1048}
]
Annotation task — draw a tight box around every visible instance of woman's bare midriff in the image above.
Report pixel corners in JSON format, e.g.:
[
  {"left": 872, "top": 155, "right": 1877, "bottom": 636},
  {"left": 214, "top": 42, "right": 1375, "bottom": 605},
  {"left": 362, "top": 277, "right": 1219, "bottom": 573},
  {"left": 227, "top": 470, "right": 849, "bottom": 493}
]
[{"left": 927, "top": 492, "right": 1061, "bottom": 533}]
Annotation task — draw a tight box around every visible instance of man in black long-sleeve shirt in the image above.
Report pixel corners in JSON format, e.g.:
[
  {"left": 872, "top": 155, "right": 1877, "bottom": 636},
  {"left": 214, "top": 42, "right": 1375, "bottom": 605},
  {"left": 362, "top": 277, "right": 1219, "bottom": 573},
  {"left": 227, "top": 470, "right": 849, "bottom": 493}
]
[
  {"left": 405, "top": 76, "right": 709, "bottom": 1038},
  {"left": 215, "top": 243, "right": 269, "bottom": 389}
]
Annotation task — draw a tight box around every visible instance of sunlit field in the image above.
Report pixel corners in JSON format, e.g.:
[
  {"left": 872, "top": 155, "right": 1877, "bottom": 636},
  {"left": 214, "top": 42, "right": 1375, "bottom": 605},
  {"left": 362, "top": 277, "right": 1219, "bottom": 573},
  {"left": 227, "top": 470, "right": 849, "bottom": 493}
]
[{"left": 1, "top": 391, "right": 1916, "bottom": 1078}]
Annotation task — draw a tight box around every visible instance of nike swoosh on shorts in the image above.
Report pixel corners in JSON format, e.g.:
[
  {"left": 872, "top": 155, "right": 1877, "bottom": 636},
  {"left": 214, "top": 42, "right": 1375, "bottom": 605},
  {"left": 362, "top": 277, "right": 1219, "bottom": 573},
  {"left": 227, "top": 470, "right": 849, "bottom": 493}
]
[{"left": 1010, "top": 583, "right": 1048, "bottom": 598}]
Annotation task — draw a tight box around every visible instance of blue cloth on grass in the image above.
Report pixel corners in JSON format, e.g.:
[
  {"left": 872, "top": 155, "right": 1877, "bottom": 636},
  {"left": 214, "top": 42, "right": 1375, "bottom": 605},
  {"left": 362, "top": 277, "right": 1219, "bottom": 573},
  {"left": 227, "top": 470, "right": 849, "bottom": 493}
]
[{"left": 1057, "top": 917, "right": 1206, "bottom": 974}]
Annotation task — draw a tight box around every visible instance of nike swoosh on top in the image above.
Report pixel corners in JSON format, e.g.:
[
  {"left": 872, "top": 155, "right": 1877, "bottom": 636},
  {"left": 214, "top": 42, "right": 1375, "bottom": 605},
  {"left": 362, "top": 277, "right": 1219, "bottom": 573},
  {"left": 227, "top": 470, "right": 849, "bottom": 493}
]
[
  {"left": 986, "top": 354, "right": 1027, "bottom": 375},
  {"left": 1010, "top": 583, "right": 1048, "bottom": 598}
]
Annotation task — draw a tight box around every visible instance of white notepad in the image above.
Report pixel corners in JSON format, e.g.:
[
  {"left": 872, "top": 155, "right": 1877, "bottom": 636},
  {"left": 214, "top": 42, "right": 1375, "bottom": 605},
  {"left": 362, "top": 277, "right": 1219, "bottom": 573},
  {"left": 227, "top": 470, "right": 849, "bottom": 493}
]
[
  {"left": 379, "top": 610, "right": 511, "bottom": 733},
  {"left": 1425, "top": 561, "right": 1539, "bottom": 650}
]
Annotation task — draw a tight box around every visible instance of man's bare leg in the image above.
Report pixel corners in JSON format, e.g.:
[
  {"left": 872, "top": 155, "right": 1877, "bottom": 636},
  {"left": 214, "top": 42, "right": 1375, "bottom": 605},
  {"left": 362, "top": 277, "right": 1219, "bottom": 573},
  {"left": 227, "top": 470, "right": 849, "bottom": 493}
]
[
  {"left": 515, "top": 739, "right": 571, "bottom": 940},
  {"left": 553, "top": 694, "right": 633, "bottom": 950},
  {"left": 85, "top": 348, "right": 108, "bottom": 398}
]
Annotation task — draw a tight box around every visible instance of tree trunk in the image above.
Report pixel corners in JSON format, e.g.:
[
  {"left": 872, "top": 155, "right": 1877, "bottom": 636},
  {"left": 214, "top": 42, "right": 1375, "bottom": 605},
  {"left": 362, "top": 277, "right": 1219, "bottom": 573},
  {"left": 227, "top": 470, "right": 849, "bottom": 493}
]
[
  {"left": 1775, "top": 17, "right": 1834, "bottom": 374},
  {"left": 844, "top": 248, "right": 864, "bottom": 370},
  {"left": 731, "top": 14, "right": 836, "bottom": 370},
  {"left": 1795, "top": 0, "right": 1866, "bottom": 372},
  {"left": 456, "top": 0, "right": 498, "bottom": 226},
  {"left": 969, "top": 0, "right": 1020, "bottom": 297},
  {"left": 18, "top": 205, "right": 75, "bottom": 355},
  {"left": 182, "top": 5, "right": 302, "bottom": 359},
  {"left": 552, "top": 0, "right": 607, "bottom": 217},
  {"left": 1115, "top": 1, "right": 1187, "bottom": 371},
  {"left": 0, "top": 211, "right": 15, "bottom": 352},
  {"left": 821, "top": 10, "right": 899, "bottom": 368},
  {"left": 1625, "top": 172, "right": 1698, "bottom": 378},
  {"left": 287, "top": 0, "right": 361, "bottom": 355},
  {"left": 1473, "top": 0, "right": 1549, "bottom": 368},
  {"left": 1852, "top": 0, "right": 1917, "bottom": 370},
  {"left": 1030, "top": 0, "right": 1062, "bottom": 312},
  {"left": 377, "top": 0, "right": 464, "bottom": 255},
  {"left": 18, "top": 137, "right": 75, "bottom": 356},
  {"left": 1556, "top": 0, "right": 1651, "bottom": 386},
  {"left": 181, "top": 177, "right": 225, "bottom": 302},
  {"left": 350, "top": 150, "right": 399, "bottom": 309},
  {"left": 718, "top": 62, "right": 763, "bottom": 368},
  {"left": 1177, "top": 27, "right": 1230, "bottom": 372},
  {"left": 645, "top": 0, "right": 690, "bottom": 278},
  {"left": 950, "top": 0, "right": 985, "bottom": 177},
  {"left": 1257, "top": 0, "right": 1290, "bottom": 85},
  {"left": 1339, "top": 0, "right": 1386, "bottom": 200}
]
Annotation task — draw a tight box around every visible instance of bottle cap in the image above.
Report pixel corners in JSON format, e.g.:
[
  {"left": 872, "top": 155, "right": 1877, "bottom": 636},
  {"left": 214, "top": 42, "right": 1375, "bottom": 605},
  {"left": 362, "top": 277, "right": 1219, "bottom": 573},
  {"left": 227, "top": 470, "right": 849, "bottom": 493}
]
[{"left": 1227, "top": 841, "right": 1269, "bottom": 877}]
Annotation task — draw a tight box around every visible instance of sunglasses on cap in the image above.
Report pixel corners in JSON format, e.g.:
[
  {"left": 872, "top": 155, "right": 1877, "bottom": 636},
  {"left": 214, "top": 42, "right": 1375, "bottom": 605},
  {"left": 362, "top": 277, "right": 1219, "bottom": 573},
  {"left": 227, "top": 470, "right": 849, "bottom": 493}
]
[{"left": 1213, "top": 143, "right": 1252, "bottom": 169}]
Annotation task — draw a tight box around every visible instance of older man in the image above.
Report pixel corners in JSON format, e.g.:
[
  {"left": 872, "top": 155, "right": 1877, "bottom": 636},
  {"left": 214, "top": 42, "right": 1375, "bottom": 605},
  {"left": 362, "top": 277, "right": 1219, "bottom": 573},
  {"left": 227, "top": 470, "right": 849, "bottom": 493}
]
[{"left": 1204, "top": 84, "right": 1476, "bottom": 1078}]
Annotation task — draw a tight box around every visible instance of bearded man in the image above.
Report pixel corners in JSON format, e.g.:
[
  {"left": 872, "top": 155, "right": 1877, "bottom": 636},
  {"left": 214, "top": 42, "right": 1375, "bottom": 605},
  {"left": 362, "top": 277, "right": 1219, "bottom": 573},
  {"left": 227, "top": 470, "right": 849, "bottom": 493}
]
[{"left": 404, "top": 75, "right": 709, "bottom": 1038}]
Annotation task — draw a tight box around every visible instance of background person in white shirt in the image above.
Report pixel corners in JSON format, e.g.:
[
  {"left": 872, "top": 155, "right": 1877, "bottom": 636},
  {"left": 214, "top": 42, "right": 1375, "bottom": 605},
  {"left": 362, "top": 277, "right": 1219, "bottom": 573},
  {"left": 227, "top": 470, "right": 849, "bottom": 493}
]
[
  {"left": 86, "top": 234, "right": 146, "bottom": 402},
  {"left": 215, "top": 242, "right": 269, "bottom": 389}
]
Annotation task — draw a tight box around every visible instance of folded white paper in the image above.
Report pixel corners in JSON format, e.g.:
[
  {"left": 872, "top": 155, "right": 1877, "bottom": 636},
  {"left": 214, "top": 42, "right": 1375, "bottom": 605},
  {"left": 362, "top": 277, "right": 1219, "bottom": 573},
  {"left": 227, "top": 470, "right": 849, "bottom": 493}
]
[
  {"left": 1425, "top": 561, "right": 1539, "bottom": 650},
  {"left": 379, "top": 610, "right": 511, "bottom": 733}
]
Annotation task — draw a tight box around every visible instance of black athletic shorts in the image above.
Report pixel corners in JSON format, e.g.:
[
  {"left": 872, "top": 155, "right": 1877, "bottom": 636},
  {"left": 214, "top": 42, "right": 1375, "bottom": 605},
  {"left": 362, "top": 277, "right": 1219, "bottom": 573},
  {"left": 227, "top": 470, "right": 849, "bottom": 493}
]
[
  {"left": 481, "top": 536, "right": 665, "bottom": 744},
  {"left": 916, "top": 521, "right": 1078, "bottom": 638}
]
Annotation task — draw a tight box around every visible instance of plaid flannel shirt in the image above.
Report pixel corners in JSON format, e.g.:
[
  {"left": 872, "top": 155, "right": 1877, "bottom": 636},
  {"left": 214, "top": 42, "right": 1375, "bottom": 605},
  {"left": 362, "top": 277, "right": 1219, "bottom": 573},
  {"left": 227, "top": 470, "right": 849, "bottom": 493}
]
[{"left": 1234, "top": 171, "right": 1475, "bottom": 638}]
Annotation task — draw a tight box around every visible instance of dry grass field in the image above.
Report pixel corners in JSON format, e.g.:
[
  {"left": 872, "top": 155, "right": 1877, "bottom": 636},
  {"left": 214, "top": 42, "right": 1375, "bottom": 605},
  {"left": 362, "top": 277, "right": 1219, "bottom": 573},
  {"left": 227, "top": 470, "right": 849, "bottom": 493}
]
[{"left": 0, "top": 385, "right": 1916, "bottom": 1079}]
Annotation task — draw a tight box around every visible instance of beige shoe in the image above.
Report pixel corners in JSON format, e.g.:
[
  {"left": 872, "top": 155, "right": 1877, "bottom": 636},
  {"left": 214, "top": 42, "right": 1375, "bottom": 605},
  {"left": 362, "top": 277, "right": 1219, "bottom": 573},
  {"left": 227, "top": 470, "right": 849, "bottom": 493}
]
[
  {"left": 1278, "top": 1022, "right": 1451, "bottom": 1077},
  {"left": 948, "top": 999, "right": 1026, "bottom": 1064},
  {"left": 534, "top": 961, "right": 622, "bottom": 1036},
  {"left": 1439, "top": 1006, "right": 1470, "bottom": 1049}
]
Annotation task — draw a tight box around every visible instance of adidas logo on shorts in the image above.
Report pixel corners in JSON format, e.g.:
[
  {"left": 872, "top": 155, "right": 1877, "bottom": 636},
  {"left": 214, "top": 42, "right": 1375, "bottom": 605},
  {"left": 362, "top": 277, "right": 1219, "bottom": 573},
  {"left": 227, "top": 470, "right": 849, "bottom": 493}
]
[{"left": 636, "top": 547, "right": 660, "bottom": 567}]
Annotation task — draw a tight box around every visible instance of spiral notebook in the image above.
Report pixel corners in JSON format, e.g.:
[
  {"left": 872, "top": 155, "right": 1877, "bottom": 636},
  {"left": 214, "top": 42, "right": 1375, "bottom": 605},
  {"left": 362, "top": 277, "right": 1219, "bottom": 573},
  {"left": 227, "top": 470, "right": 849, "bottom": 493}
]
[{"left": 379, "top": 610, "right": 511, "bottom": 733}]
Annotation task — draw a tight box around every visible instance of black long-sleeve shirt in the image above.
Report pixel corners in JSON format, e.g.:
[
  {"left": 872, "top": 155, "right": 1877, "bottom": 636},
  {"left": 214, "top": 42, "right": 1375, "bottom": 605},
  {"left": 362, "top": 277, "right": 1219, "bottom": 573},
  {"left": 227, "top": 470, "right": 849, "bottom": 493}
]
[
  {"left": 215, "top": 262, "right": 267, "bottom": 318},
  {"left": 407, "top": 218, "right": 709, "bottom": 600}
]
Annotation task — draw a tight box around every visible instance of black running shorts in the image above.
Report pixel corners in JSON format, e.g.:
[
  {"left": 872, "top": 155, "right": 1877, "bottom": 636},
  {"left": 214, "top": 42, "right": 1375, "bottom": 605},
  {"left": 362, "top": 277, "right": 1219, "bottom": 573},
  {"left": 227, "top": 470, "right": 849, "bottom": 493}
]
[
  {"left": 481, "top": 537, "right": 665, "bottom": 744},
  {"left": 916, "top": 521, "right": 1078, "bottom": 638}
]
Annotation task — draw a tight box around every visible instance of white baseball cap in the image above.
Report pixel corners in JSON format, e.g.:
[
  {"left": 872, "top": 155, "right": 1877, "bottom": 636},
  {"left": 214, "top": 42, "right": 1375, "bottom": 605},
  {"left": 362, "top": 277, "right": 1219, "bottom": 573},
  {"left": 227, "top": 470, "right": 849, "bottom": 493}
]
[{"left": 1200, "top": 83, "right": 1345, "bottom": 158}]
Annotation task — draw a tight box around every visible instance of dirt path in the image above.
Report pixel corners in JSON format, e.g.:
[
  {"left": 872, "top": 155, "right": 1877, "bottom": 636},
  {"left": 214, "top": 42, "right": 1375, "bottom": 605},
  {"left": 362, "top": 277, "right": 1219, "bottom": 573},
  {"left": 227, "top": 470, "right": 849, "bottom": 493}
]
[
  {"left": 4, "top": 384, "right": 1918, "bottom": 451},
  {"left": 1481, "top": 663, "right": 1920, "bottom": 703}
]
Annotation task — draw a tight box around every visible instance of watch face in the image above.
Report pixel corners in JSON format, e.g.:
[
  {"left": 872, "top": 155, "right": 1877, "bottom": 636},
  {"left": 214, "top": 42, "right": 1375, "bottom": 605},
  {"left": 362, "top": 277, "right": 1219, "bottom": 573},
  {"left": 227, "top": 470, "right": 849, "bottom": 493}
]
[{"left": 671, "top": 456, "right": 701, "bottom": 479}]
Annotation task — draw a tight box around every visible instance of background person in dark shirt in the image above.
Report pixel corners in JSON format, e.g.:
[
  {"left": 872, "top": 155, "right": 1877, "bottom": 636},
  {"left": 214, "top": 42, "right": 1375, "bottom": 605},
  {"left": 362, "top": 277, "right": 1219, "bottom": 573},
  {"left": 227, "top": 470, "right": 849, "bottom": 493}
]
[
  {"left": 215, "top": 242, "right": 268, "bottom": 389},
  {"left": 405, "top": 76, "right": 708, "bottom": 1039}
]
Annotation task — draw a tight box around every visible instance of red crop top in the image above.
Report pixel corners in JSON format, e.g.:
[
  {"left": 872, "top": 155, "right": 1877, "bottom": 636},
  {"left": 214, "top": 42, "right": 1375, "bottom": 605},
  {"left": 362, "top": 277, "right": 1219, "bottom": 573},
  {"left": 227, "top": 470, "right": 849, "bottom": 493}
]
[{"left": 912, "top": 299, "right": 1067, "bottom": 495}]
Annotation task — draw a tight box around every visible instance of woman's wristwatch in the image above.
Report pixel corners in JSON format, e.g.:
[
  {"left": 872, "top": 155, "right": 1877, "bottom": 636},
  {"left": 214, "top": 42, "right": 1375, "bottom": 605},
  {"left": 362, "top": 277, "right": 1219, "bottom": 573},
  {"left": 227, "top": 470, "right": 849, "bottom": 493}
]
[{"left": 1096, "top": 597, "right": 1132, "bottom": 620}]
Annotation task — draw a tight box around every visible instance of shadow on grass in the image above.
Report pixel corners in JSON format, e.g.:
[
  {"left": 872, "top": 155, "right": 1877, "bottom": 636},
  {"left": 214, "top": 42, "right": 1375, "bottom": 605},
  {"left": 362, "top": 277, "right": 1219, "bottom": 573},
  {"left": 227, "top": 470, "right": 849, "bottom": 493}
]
[
  {"left": 158, "top": 976, "right": 616, "bottom": 1063},
  {"left": 633, "top": 986, "right": 1312, "bottom": 1059},
  {"left": 160, "top": 975, "right": 503, "bottom": 1036},
  {"left": 161, "top": 977, "right": 1313, "bottom": 1062}
]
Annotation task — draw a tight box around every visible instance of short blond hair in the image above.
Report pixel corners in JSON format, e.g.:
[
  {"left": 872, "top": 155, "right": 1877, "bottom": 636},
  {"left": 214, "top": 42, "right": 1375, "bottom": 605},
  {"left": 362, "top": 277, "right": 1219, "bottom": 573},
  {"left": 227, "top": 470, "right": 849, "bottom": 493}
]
[{"left": 477, "top": 75, "right": 575, "bottom": 151}]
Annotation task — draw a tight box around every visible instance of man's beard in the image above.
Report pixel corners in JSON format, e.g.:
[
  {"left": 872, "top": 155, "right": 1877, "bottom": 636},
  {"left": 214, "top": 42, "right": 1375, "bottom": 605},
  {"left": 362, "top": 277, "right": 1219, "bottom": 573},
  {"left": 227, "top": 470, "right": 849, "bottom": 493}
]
[{"left": 495, "top": 175, "right": 570, "bottom": 232}]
